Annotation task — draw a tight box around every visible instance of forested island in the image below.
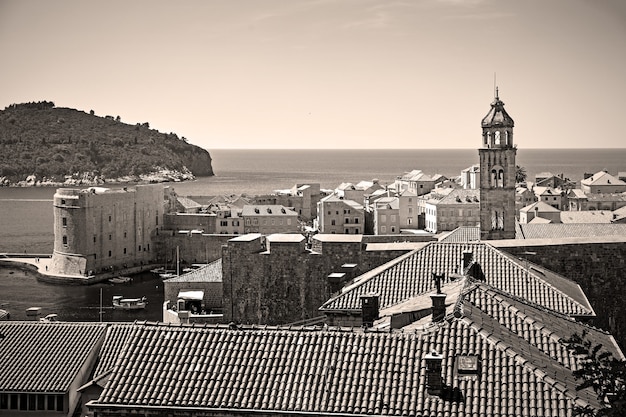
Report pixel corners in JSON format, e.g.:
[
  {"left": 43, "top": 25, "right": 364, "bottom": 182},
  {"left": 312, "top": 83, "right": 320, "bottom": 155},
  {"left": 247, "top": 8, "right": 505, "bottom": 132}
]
[{"left": 0, "top": 101, "right": 213, "bottom": 186}]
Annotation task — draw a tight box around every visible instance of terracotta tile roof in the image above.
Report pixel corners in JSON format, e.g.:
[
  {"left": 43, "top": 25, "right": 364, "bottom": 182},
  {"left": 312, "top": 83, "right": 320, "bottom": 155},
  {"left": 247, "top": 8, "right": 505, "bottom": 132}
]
[
  {"left": 516, "top": 223, "right": 626, "bottom": 239},
  {"left": 241, "top": 205, "right": 298, "bottom": 216},
  {"left": 0, "top": 321, "right": 106, "bottom": 392},
  {"left": 559, "top": 210, "right": 613, "bottom": 224},
  {"left": 320, "top": 242, "right": 593, "bottom": 317},
  {"left": 89, "top": 320, "right": 601, "bottom": 415},
  {"left": 163, "top": 259, "right": 222, "bottom": 283},
  {"left": 93, "top": 323, "right": 139, "bottom": 377},
  {"left": 438, "top": 226, "right": 481, "bottom": 243},
  {"left": 582, "top": 171, "right": 626, "bottom": 187}
]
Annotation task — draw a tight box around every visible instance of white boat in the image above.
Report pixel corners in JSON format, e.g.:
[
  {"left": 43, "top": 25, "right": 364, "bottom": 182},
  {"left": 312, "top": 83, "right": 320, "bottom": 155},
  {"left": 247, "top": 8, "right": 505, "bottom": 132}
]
[
  {"left": 109, "top": 276, "right": 132, "bottom": 284},
  {"left": 112, "top": 295, "right": 147, "bottom": 310},
  {"left": 40, "top": 313, "right": 59, "bottom": 322}
]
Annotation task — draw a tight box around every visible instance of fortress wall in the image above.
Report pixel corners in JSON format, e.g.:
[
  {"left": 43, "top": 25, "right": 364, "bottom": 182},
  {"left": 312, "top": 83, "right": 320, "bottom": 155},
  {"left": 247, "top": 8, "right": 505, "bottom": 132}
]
[
  {"left": 222, "top": 234, "right": 412, "bottom": 325},
  {"left": 494, "top": 238, "right": 626, "bottom": 350},
  {"left": 51, "top": 185, "right": 164, "bottom": 276}
]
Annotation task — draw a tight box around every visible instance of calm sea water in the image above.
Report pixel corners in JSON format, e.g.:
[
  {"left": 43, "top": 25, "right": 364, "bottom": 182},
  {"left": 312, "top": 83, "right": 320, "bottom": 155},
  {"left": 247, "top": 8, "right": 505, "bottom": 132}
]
[{"left": 1, "top": 148, "right": 624, "bottom": 321}]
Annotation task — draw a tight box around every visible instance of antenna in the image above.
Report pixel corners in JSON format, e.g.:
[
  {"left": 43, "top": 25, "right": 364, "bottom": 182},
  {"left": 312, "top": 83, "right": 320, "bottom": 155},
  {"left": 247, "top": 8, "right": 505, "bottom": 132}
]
[{"left": 493, "top": 72, "right": 496, "bottom": 98}]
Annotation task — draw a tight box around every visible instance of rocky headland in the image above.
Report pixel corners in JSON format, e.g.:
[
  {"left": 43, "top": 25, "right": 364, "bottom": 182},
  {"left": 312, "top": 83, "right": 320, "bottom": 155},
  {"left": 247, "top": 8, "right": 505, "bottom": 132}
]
[{"left": 0, "top": 101, "right": 214, "bottom": 186}]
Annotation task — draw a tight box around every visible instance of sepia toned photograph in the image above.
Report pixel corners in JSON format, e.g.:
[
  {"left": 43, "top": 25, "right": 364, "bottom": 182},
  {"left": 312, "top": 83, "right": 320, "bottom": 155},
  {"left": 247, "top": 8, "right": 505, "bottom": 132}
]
[{"left": 1, "top": 1, "right": 625, "bottom": 416}]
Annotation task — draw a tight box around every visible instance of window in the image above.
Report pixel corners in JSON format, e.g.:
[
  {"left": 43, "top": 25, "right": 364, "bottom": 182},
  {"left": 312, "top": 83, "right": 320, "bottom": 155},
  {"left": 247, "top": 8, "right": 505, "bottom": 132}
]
[
  {"left": 108, "top": 215, "right": 112, "bottom": 222},
  {"left": 408, "top": 207, "right": 413, "bottom": 214},
  {"left": 331, "top": 220, "right": 336, "bottom": 226},
  {"left": 287, "top": 219, "right": 292, "bottom": 225},
  {"left": 345, "top": 218, "right": 350, "bottom": 224},
  {"left": 246, "top": 219, "right": 251, "bottom": 225},
  {"left": 233, "top": 220, "right": 240, "bottom": 226},
  {"left": 109, "top": 234, "right": 112, "bottom": 240},
  {"left": 381, "top": 214, "right": 387, "bottom": 222},
  {"left": 61, "top": 199, "right": 66, "bottom": 205},
  {"left": 124, "top": 232, "right": 127, "bottom": 238},
  {"left": 391, "top": 226, "right": 396, "bottom": 233},
  {"left": 407, "top": 218, "right": 413, "bottom": 225},
  {"left": 123, "top": 248, "right": 127, "bottom": 254},
  {"left": 138, "top": 245, "right": 141, "bottom": 251},
  {"left": 93, "top": 235, "right": 96, "bottom": 243},
  {"left": 381, "top": 226, "right": 387, "bottom": 233},
  {"left": 108, "top": 250, "right": 112, "bottom": 257},
  {"left": 62, "top": 217, "right": 67, "bottom": 226},
  {"left": 391, "top": 215, "right": 396, "bottom": 222},
  {"left": 354, "top": 217, "right": 359, "bottom": 224},
  {"left": 220, "top": 220, "right": 228, "bottom": 226},
  {"left": 62, "top": 235, "right": 67, "bottom": 245}
]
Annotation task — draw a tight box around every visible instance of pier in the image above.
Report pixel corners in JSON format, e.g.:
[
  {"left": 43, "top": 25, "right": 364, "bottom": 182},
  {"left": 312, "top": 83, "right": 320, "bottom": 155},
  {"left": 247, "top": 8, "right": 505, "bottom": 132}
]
[{"left": 0, "top": 253, "right": 159, "bottom": 285}]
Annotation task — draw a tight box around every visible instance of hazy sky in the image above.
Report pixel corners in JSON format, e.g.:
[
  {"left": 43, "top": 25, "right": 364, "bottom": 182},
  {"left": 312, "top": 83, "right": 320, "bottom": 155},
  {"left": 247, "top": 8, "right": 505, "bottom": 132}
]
[{"left": 1, "top": 0, "right": 625, "bottom": 150}]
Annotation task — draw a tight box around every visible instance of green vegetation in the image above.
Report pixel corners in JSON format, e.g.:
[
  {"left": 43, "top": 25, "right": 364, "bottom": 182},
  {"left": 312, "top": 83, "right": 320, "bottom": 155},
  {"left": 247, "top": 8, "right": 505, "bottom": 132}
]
[
  {"left": 565, "top": 331, "right": 626, "bottom": 416},
  {"left": 0, "top": 101, "right": 213, "bottom": 184}
]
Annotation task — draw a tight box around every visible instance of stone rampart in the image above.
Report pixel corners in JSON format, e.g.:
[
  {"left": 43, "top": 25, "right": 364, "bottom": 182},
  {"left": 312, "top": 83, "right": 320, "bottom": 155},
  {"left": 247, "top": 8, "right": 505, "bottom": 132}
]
[
  {"left": 493, "top": 237, "right": 626, "bottom": 350},
  {"left": 222, "top": 234, "right": 413, "bottom": 325}
]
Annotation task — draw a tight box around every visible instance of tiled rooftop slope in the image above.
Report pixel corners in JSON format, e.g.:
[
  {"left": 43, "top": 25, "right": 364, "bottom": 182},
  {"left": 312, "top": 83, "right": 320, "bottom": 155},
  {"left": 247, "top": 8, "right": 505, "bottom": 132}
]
[
  {"left": 320, "top": 242, "right": 593, "bottom": 318},
  {"left": 0, "top": 322, "right": 105, "bottom": 392},
  {"left": 90, "top": 321, "right": 600, "bottom": 416}
]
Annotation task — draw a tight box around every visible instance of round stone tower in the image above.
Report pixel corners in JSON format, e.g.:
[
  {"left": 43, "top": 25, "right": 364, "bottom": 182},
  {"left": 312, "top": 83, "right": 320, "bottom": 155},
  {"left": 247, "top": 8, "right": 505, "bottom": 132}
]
[{"left": 479, "top": 88, "right": 517, "bottom": 240}]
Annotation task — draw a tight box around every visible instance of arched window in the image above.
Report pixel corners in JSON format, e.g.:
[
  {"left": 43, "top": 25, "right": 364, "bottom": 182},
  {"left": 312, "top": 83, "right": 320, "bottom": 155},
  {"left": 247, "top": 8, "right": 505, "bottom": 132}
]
[
  {"left": 505, "top": 130, "right": 510, "bottom": 145},
  {"left": 491, "top": 165, "right": 504, "bottom": 188},
  {"left": 494, "top": 131, "right": 501, "bottom": 145}
]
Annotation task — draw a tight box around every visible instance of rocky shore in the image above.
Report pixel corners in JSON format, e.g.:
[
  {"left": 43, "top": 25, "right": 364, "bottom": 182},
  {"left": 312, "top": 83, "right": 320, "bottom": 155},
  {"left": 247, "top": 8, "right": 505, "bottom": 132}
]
[{"left": 0, "top": 166, "right": 197, "bottom": 187}]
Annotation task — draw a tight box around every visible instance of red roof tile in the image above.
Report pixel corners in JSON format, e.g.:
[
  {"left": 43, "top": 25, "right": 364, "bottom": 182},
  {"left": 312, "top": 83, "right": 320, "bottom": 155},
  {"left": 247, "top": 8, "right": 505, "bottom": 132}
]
[
  {"left": 89, "top": 321, "right": 602, "bottom": 416},
  {"left": 320, "top": 242, "right": 593, "bottom": 317},
  {"left": 0, "top": 321, "right": 106, "bottom": 392}
]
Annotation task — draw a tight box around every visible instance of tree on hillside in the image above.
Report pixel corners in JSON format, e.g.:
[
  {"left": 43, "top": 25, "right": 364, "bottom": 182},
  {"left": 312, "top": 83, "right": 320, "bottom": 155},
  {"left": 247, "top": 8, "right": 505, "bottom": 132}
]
[
  {"left": 516, "top": 165, "right": 527, "bottom": 184},
  {"left": 564, "top": 331, "right": 626, "bottom": 416}
]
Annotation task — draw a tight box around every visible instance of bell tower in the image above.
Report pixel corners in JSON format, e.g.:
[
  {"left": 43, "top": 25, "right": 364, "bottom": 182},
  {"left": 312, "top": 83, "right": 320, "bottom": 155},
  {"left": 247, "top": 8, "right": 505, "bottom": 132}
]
[{"left": 479, "top": 88, "right": 517, "bottom": 240}]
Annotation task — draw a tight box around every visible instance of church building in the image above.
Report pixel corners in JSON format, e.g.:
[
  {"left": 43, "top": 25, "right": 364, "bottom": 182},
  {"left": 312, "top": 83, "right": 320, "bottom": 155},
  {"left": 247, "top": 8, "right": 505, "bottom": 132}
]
[{"left": 479, "top": 88, "right": 517, "bottom": 240}]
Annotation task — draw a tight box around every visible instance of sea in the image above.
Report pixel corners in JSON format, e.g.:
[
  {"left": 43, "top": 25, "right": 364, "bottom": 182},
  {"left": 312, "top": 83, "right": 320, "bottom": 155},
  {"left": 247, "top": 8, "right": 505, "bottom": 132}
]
[{"left": 1, "top": 148, "right": 625, "bottom": 321}]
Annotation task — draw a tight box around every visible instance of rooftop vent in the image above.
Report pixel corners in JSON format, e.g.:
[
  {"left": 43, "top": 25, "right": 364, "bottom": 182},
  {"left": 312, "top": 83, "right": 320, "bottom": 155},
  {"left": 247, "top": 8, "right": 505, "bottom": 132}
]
[
  {"left": 424, "top": 350, "right": 444, "bottom": 396},
  {"left": 254, "top": 208, "right": 260, "bottom": 214},
  {"left": 360, "top": 293, "right": 379, "bottom": 328},
  {"left": 267, "top": 208, "right": 272, "bottom": 214},
  {"left": 281, "top": 208, "right": 286, "bottom": 214}
]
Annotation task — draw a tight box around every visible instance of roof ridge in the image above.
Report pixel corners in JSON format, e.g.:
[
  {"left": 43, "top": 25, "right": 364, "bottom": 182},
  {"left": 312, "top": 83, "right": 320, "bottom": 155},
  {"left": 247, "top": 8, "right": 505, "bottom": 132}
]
[
  {"left": 460, "top": 306, "right": 601, "bottom": 410},
  {"left": 484, "top": 243, "right": 594, "bottom": 316}
]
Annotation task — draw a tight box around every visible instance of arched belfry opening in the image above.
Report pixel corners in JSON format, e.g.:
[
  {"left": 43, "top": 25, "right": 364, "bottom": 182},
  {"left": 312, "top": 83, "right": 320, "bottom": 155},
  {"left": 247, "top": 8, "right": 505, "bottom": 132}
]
[{"left": 479, "top": 87, "right": 517, "bottom": 240}]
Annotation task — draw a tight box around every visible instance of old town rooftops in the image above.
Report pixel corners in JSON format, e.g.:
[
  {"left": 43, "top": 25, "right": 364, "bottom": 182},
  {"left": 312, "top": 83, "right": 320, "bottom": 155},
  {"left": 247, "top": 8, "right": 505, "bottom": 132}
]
[
  {"left": 319, "top": 242, "right": 594, "bottom": 318},
  {"left": 86, "top": 315, "right": 609, "bottom": 416},
  {"left": 0, "top": 321, "right": 106, "bottom": 392}
]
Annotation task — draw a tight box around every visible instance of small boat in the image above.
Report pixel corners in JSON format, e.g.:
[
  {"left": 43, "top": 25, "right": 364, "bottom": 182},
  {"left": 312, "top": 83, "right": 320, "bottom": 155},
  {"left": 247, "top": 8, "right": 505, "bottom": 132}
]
[
  {"left": 112, "top": 295, "right": 147, "bottom": 310},
  {"left": 40, "top": 313, "right": 59, "bottom": 322},
  {"left": 109, "top": 276, "right": 133, "bottom": 284}
]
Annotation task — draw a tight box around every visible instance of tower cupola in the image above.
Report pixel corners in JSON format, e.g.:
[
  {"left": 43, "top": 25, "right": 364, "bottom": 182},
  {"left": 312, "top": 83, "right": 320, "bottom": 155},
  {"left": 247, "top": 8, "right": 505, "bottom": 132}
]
[{"left": 481, "top": 88, "right": 514, "bottom": 149}]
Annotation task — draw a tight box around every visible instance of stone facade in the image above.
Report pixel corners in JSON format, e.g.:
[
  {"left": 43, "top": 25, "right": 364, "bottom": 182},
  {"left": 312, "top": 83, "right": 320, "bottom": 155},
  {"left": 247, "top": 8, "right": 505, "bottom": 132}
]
[
  {"left": 221, "top": 234, "right": 412, "bottom": 325},
  {"left": 50, "top": 185, "right": 164, "bottom": 276},
  {"left": 479, "top": 90, "right": 517, "bottom": 240},
  {"left": 493, "top": 238, "right": 626, "bottom": 350}
]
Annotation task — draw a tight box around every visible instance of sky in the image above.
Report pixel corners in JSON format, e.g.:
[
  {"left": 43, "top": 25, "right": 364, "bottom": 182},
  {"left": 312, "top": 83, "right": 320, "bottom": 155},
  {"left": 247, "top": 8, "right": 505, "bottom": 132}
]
[{"left": 1, "top": 0, "right": 625, "bottom": 150}]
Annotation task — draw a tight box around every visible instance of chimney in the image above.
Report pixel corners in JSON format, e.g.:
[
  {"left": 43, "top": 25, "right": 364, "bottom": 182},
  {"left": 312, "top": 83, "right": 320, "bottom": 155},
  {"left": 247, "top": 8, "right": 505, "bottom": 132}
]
[
  {"left": 462, "top": 251, "right": 473, "bottom": 271},
  {"left": 327, "top": 272, "right": 345, "bottom": 295},
  {"left": 431, "top": 272, "right": 446, "bottom": 322},
  {"left": 360, "top": 293, "right": 379, "bottom": 328},
  {"left": 424, "top": 350, "right": 444, "bottom": 395}
]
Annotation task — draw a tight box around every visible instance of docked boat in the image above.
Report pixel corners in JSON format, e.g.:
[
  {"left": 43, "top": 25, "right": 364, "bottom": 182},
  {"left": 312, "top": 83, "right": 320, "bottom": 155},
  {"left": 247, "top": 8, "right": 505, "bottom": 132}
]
[
  {"left": 40, "top": 313, "right": 59, "bottom": 322},
  {"left": 109, "top": 276, "right": 132, "bottom": 284},
  {"left": 112, "top": 295, "right": 147, "bottom": 310}
]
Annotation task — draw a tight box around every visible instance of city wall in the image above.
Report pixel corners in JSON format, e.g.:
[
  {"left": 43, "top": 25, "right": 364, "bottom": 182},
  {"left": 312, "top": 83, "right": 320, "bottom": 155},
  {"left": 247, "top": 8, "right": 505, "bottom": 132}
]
[
  {"left": 493, "top": 237, "right": 626, "bottom": 350},
  {"left": 222, "top": 234, "right": 415, "bottom": 325}
]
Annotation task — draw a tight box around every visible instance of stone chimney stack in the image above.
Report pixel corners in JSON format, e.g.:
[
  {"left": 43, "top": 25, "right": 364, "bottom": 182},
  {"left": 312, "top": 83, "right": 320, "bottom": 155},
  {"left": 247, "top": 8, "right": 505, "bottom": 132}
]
[
  {"left": 360, "top": 293, "right": 379, "bottom": 328},
  {"left": 462, "top": 251, "right": 473, "bottom": 271},
  {"left": 431, "top": 273, "right": 446, "bottom": 322},
  {"left": 424, "top": 350, "right": 444, "bottom": 395}
]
